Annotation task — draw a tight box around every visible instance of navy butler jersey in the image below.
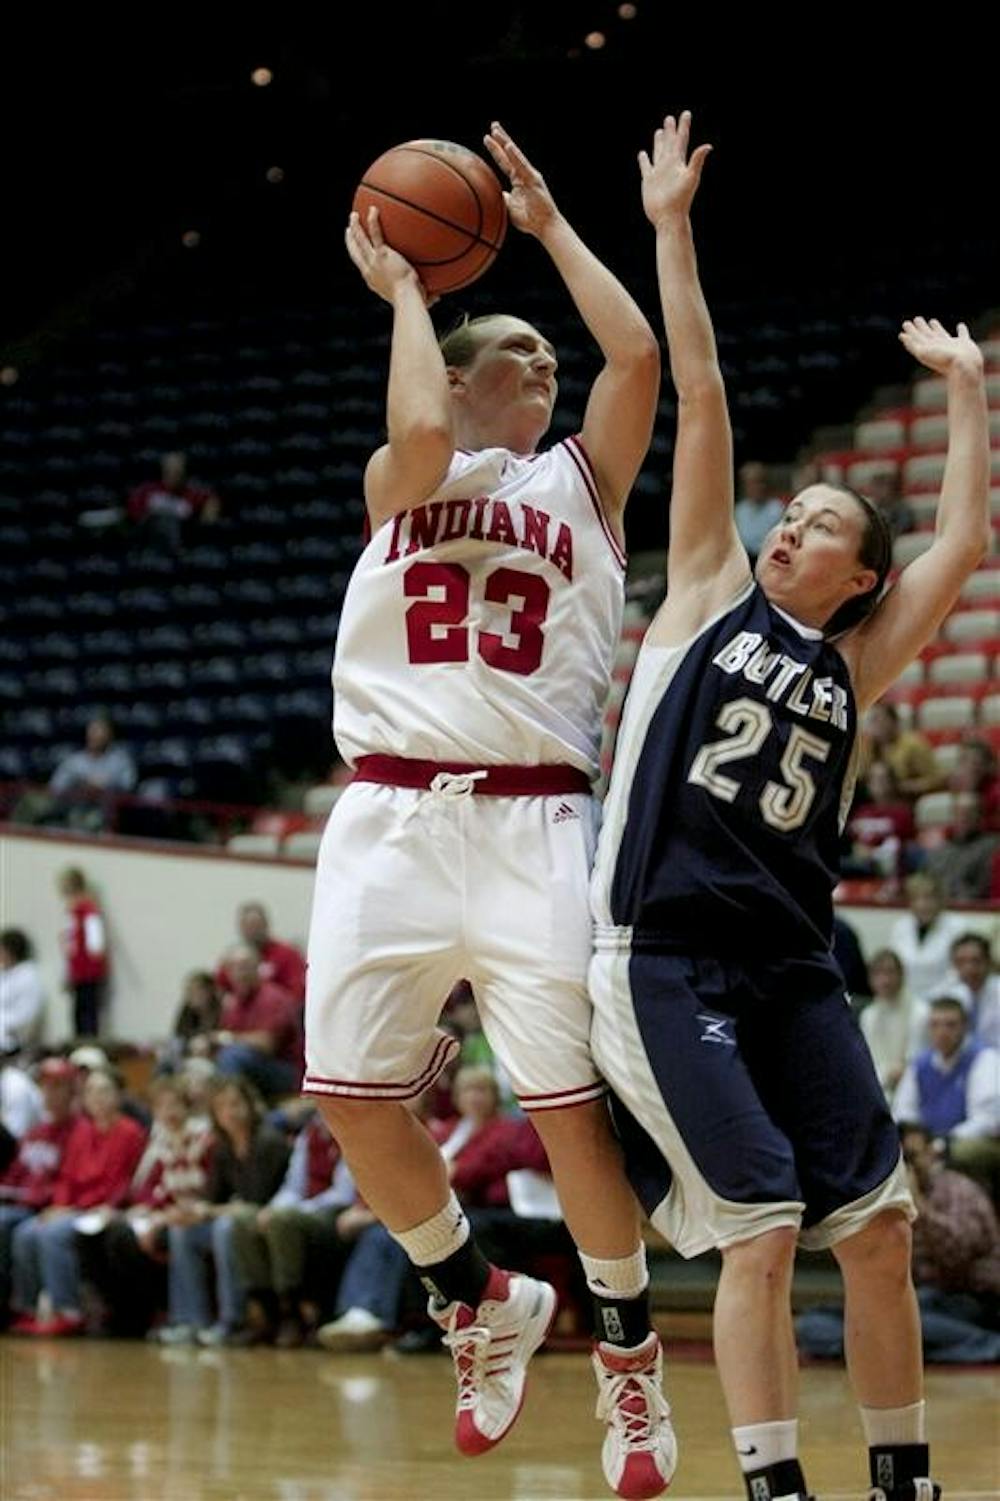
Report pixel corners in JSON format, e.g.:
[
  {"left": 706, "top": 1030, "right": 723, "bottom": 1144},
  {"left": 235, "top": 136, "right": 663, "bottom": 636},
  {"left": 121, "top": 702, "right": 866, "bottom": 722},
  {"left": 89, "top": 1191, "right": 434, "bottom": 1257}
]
[{"left": 591, "top": 582, "right": 859, "bottom": 958}]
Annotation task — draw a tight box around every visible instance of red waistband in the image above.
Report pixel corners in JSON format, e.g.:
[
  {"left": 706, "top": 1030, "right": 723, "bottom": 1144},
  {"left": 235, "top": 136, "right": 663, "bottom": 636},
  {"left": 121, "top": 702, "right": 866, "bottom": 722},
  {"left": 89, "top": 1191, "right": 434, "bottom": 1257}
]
[{"left": 352, "top": 755, "right": 592, "bottom": 797}]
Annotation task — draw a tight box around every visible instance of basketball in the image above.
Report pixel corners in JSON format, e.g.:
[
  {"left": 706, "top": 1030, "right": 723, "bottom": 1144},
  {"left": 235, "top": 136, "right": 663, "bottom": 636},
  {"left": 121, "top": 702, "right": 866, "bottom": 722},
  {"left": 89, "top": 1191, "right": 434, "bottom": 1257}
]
[{"left": 352, "top": 139, "right": 507, "bottom": 296}]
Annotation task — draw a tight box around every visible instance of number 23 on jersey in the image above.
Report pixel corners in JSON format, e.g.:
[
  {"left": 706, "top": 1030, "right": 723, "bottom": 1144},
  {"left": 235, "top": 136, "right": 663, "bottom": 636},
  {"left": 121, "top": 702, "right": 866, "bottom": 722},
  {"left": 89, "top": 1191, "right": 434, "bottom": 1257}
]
[{"left": 404, "top": 561, "right": 550, "bottom": 677}]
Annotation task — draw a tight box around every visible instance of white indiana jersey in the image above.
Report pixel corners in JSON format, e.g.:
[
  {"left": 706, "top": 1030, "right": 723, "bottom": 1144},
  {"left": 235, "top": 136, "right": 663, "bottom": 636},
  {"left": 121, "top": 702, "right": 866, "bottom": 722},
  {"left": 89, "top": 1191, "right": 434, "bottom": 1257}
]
[{"left": 333, "top": 436, "right": 626, "bottom": 777}]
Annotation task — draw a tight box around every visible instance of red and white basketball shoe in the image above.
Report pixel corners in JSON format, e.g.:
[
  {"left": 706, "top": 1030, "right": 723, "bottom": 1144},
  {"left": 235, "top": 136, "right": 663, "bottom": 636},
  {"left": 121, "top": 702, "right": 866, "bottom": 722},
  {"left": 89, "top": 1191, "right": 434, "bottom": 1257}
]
[
  {"left": 431, "top": 1267, "right": 557, "bottom": 1456},
  {"left": 593, "top": 1332, "right": 677, "bottom": 1499}
]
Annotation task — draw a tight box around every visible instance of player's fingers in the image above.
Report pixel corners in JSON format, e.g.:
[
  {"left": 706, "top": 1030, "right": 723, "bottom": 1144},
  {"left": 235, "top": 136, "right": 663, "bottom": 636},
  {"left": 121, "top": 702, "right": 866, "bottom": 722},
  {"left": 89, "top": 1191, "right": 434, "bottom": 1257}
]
[
  {"left": 677, "top": 110, "right": 691, "bottom": 154},
  {"left": 929, "top": 318, "right": 947, "bottom": 336},
  {"left": 366, "top": 205, "right": 384, "bottom": 246},
  {"left": 663, "top": 115, "right": 676, "bottom": 136},
  {"left": 689, "top": 143, "right": 713, "bottom": 180},
  {"left": 957, "top": 321, "right": 971, "bottom": 338},
  {"left": 638, "top": 149, "right": 652, "bottom": 178}
]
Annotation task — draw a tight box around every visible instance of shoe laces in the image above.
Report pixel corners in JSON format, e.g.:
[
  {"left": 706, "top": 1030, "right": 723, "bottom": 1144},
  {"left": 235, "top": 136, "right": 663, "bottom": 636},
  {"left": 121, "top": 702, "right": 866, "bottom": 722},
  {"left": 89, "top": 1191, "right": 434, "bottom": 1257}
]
[
  {"left": 443, "top": 1319, "right": 492, "bottom": 1411},
  {"left": 596, "top": 1365, "right": 670, "bottom": 1448}
]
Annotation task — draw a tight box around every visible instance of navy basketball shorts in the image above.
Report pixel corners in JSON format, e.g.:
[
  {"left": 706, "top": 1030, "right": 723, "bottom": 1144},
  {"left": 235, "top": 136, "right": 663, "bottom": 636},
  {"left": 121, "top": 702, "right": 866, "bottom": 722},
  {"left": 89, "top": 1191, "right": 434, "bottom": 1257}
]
[{"left": 589, "top": 934, "right": 913, "bottom": 1256}]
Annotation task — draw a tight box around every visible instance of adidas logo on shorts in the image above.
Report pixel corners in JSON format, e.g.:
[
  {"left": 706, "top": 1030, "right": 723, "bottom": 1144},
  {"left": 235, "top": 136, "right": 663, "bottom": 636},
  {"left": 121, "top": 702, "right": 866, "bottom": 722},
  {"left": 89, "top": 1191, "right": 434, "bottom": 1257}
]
[{"left": 552, "top": 801, "right": 580, "bottom": 823}]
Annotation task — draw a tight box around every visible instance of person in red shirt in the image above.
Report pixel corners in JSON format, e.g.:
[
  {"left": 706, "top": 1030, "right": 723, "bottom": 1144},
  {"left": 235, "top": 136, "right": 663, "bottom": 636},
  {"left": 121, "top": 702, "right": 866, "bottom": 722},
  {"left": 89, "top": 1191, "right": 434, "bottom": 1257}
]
[
  {"left": 950, "top": 737, "right": 1000, "bottom": 834},
  {"left": 212, "top": 947, "right": 303, "bottom": 1099},
  {"left": 57, "top": 867, "right": 109, "bottom": 1037},
  {"left": 216, "top": 902, "right": 307, "bottom": 1005},
  {"left": 0, "top": 1059, "right": 80, "bottom": 1324},
  {"left": 9, "top": 1068, "right": 146, "bottom": 1335},
  {"left": 846, "top": 761, "right": 917, "bottom": 884},
  {"left": 127, "top": 451, "right": 221, "bottom": 532}
]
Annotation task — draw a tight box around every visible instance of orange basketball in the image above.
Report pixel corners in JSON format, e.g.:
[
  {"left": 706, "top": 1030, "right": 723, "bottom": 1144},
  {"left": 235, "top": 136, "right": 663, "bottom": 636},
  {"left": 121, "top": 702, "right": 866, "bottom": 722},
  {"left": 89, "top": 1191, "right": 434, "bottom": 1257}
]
[{"left": 352, "top": 139, "right": 507, "bottom": 296}]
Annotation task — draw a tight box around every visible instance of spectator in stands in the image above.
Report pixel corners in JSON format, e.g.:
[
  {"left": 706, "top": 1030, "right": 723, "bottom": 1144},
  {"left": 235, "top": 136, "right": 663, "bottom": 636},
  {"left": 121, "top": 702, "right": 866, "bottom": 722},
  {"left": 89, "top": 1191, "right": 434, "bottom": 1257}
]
[
  {"left": 56, "top": 867, "right": 110, "bottom": 1037},
  {"left": 951, "top": 739, "right": 1000, "bottom": 832},
  {"left": 9, "top": 1068, "right": 146, "bottom": 1336},
  {"left": 859, "top": 702, "right": 943, "bottom": 799},
  {"left": 866, "top": 466, "right": 915, "bottom": 540},
  {"left": 889, "top": 873, "right": 967, "bottom": 1004},
  {"left": 0, "top": 930, "right": 46, "bottom": 1055},
  {"left": 797, "top": 1122, "right": 1000, "bottom": 1363},
  {"left": 925, "top": 793, "right": 999, "bottom": 901},
  {"left": 790, "top": 456, "right": 822, "bottom": 492},
  {"left": 893, "top": 996, "right": 1000, "bottom": 1200},
  {"left": 48, "top": 714, "right": 137, "bottom": 832},
  {"left": 950, "top": 932, "right": 1000, "bottom": 1048},
  {"left": 212, "top": 946, "right": 303, "bottom": 1099},
  {"left": 0, "top": 1058, "right": 80, "bottom": 1323},
  {"left": 160, "top": 971, "right": 223, "bottom": 1072},
  {"left": 733, "top": 461, "right": 784, "bottom": 562},
  {"left": 75, "top": 1075, "right": 212, "bottom": 1337},
  {"left": 217, "top": 903, "right": 306, "bottom": 1004},
  {"left": 845, "top": 761, "right": 916, "bottom": 883},
  {"left": 1, "top": 1060, "right": 42, "bottom": 1140},
  {"left": 156, "top": 1076, "right": 289, "bottom": 1346},
  {"left": 228, "top": 1110, "right": 355, "bottom": 1346},
  {"left": 127, "top": 451, "right": 221, "bottom": 550},
  {"left": 860, "top": 949, "right": 928, "bottom": 1097}
]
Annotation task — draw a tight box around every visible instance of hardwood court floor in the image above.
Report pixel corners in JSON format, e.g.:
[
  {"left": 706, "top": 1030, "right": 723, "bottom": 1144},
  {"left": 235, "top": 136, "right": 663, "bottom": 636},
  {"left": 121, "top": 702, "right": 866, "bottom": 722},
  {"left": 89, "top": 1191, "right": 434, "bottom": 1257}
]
[{"left": 3, "top": 1338, "right": 997, "bottom": 1501}]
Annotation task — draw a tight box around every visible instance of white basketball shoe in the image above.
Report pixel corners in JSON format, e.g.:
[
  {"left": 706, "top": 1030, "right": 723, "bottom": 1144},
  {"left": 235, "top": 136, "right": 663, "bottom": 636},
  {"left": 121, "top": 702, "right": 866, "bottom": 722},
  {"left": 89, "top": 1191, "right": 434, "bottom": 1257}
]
[
  {"left": 593, "top": 1331, "right": 677, "bottom": 1499},
  {"left": 431, "top": 1267, "right": 557, "bottom": 1456}
]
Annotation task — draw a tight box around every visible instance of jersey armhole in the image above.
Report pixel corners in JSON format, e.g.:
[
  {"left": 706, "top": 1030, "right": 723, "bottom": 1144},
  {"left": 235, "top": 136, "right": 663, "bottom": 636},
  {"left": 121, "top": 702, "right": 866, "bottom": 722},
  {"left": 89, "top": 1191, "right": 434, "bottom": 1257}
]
[{"left": 562, "top": 435, "right": 627, "bottom": 571}]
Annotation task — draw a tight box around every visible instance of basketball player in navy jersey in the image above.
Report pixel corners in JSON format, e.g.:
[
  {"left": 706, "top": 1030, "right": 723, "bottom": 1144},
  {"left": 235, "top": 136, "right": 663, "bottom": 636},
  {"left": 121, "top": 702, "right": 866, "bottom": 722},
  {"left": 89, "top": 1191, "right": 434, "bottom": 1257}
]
[
  {"left": 589, "top": 113, "right": 990, "bottom": 1501},
  {"left": 305, "top": 123, "right": 676, "bottom": 1497}
]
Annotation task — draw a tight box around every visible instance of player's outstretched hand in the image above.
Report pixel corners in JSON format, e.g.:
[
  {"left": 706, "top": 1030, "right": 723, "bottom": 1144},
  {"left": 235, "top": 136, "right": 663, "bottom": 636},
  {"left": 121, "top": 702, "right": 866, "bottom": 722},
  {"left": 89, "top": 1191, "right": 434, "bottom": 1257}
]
[
  {"left": 345, "top": 207, "right": 436, "bottom": 306},
  {"left": 639, "top": 110, "right": 712, "bottom": 227},
  {"left": 899, "top": 318, "right": 984, "bottom": 379},
  {"left": 483, "top": 122, "right": 559, "bottom": 238}
]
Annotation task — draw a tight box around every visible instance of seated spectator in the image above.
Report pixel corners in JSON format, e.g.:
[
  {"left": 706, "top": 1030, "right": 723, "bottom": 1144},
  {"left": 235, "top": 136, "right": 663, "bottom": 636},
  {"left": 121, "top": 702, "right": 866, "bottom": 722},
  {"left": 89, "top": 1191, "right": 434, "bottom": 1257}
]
[
  {"left": 211, "top": 947, "right": 303, "bottom": 1099},
  {"left": 925, "top": 793, "right": 1000, "bottom": 901},
  {"left": 0, "top": 930, "right": 46, "bottom": 1055},
  {"left": 9, "top": 1069, "right": 146, "bottom": 1336},
  {"left": 48, "top": 715, "right": 137, "bottom": 832},
  {"left": 127, "top": 450, "right": 221, "bottom": 546},
  {"left": 859, "top": 703, "right": 943, "bottom": 799},
  {"left": 0, "top": 1059, "right": 80, "bottom": 1323},
  {"left": 57, "top": 867, "right": 110, "bottom": 1038},
  {"left": 216, "top": 903, "right": 306, "bottom": 1005},
  {"left": 889, "top": 874, "right": 968, "bottom": 1005},
  {"left": 845, "top": 762, "right": 916, "bottom": 884},
  {"left": 1, "top": 1061, "right": 42, "bottom": 1141},
  {"left": 67, "top": 1043, "right": 150, "bottom": 1130},
  {"left": 893, "top": 996, "right": 1000, "bottom": 1200},
  {"left": 155, "top": 1076, "right": 289, "bottom": 1346},
  {"left": 733, "top": 461, "right": 784, "bottom": 562},
  {"left": 229, "top": 1111, "right": 355, "bottom": 1346},
  {"left": 950, "top": 739, "right": 1000, "bottom": 833},
  {"left": 74, "top": 1076, "right": 212, "bottom": 1337},
  {"left": 160, "top": 971, "right": 223, "bottom": 1072},
  {"left": 950, "top": 932, "right": 1000, "bottom": 1049},
  {"left": 859, "top": 949, "right": 928, "bottom": 1097},
  {"left": 797, "top": 1122, "right": 1000, "bottom": 1364},
  {"left": 865, "top": 466, "right": 915, "bottom": 539}
]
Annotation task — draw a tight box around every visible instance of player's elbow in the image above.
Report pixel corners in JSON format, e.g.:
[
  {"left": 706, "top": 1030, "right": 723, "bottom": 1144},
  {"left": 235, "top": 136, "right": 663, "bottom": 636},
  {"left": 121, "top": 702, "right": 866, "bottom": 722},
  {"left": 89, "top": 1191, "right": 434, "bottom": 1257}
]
[
  {"left": 674, "top": 367, "right": 725, "bottom": 407},
  {"left": 627, "top": 328, "right": 661, "bottom": 372}
]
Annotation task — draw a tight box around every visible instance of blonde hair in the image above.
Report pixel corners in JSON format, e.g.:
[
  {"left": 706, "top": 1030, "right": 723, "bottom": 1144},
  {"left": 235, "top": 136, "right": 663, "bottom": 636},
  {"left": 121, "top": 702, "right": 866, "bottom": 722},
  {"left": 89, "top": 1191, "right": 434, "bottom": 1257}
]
[{"left": 439, "top": 314, "right": 515, "bottom": 369}]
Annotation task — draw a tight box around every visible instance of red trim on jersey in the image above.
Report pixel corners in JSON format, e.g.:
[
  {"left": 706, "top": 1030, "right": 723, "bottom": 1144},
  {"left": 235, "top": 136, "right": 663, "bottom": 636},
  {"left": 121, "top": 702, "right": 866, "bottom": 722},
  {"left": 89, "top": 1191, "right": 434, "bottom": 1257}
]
[
  {"left": 303, "top": 1033, "right": 459, "bottom": 1100},
  {"left": 352, "top": 756, "right": 592, "bottom": 796},
  {"left": 517, "top": 1081, "right": 609, "bottom": 1112},
  {"left": 563, "top": 435, "right": 627, "bottom": 571}
]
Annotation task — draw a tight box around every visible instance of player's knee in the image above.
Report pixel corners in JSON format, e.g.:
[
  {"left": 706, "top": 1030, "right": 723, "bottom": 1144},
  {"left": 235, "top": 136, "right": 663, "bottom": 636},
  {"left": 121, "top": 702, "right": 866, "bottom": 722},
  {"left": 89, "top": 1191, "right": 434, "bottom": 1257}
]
[
  {"left": 833, "top": 1209, "right": 912, "bottom": 1283},
  {"left": 314, "top": 1094, "right": 403, "bottom": 1141},
  {"left": 722, "top": 1225, "right": 798, "bottom": 1283}
]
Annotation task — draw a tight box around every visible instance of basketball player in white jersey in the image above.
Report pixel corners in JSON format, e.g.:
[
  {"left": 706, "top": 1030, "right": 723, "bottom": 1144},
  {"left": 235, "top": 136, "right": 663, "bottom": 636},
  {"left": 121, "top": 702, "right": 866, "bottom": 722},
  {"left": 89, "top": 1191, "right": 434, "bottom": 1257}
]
[
  {"left": 589, "top": 114, "right": 990, "bottom": 1501},
  {"left": 304, "top": 122, "right": 676, "bottom": 1498}
]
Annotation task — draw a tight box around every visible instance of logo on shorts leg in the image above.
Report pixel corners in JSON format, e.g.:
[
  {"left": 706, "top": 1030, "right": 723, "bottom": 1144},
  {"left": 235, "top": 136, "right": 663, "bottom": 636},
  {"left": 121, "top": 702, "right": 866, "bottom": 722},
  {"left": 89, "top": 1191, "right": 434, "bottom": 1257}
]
[
  {"left": 552, "top": 801, "right": 580, "bottom": 823},
  {"left": 697, "top": 1013, "right": 736, "bottom": 1046}
]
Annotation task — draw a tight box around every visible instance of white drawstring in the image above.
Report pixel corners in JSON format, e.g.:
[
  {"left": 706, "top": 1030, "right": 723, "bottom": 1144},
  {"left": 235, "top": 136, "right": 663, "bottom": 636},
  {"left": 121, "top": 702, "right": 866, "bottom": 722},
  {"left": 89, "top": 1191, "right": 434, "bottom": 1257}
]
[{"left": 402, "top": 769, "right": 489, "bottom": 823}]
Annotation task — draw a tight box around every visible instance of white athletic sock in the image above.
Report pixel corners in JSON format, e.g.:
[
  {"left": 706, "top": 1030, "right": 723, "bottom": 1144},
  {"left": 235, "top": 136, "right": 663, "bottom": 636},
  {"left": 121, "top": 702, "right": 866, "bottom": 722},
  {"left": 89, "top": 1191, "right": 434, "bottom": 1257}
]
[
  {"left": 579, "top": 1245, "right": 649, "bottom": 1300},
  {"left": 391, "top": 1192, "right": 469, "bottom": 1267},
  {"left": 860, "top": 1400, "right": 926, "bottom": 1446},
  {"left": 731, "top": 1419, "right": 799, "bottom": 1474}
]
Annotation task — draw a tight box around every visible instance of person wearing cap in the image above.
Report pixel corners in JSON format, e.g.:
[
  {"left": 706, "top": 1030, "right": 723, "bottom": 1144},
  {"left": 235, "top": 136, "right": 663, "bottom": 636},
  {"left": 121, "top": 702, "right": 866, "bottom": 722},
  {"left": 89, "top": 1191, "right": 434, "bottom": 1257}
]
[{"left": 0, "top": 1060, "right": 80, "bottom": 1325}]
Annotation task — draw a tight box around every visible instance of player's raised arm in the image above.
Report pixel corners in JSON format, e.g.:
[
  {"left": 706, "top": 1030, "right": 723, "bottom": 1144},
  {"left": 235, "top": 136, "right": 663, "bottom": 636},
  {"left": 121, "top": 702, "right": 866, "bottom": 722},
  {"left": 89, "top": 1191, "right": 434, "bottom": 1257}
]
[
  {"left": 484, "top": 121, "right": 660, "bottom": 533},
  {"left": 345, "top": 206, "right": 454, "bottom": 530},
  {"left": 643, "top": 113, "right": 746, "bottom": 599},
  {"left": 841, "top": 319, "right": 990, "bottom": 710}
]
